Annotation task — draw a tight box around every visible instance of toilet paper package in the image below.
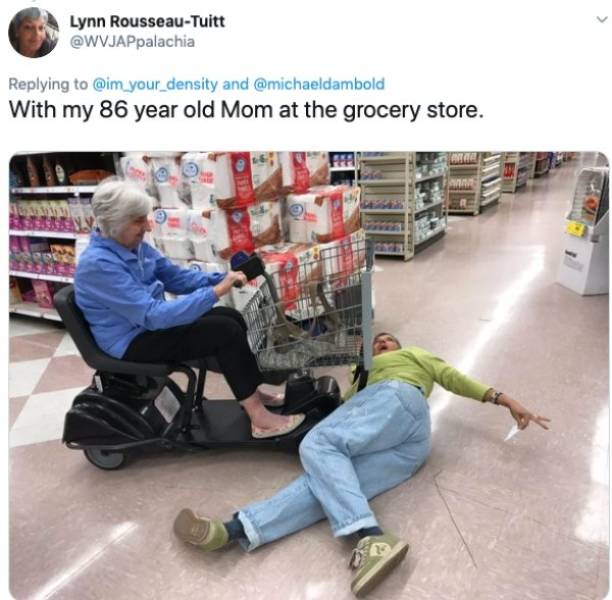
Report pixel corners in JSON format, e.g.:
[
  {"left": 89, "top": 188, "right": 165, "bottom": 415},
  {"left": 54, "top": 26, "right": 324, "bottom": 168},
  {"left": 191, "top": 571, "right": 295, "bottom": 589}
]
[
  {"left": 181, "top": 152, "right": 215, "bottom": 211},
  {"left": 121, "top": 153, "right": 156, "bottom": 198},
  {"left": 286, "top": 186, "right": 361, "bottom": 244},
  {"left": 279, "top": 152, "right": 330, "bottom": 194},
  {"left": 187, "top": 210, "right": 217, "bottom": 262},
  {"left": 247, "top": 202, "right": 282, "bottom": 247},
  {"left": 150, "top": 154, "right": 186, "bottom": 209},
  {"left": 208, "top": 207, "right": 255, "bottom": 261},
  {"left": 158, "top": 237, "right": 193, "bottom": 260},
  {"left": 211, "top": 152, "right": 282, "bottom": 209},
  {"left": 153, "top": 208, "right": 190, "bottom": 238}
]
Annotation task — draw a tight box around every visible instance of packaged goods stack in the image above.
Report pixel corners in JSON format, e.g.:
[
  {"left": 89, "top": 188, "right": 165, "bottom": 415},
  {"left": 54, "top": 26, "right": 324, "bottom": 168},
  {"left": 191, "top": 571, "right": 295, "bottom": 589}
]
[{"left": 125, "top": 151, "right": 363, "bottom": 315}]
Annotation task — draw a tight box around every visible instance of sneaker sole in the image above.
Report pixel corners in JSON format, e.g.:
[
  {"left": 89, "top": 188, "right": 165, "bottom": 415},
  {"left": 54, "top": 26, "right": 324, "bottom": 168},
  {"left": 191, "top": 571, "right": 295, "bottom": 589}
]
[
  {"left": 351, "top": 541, "right": 410, "bottom": 597},
  {"left": 173, "top": 508, "right": 210, "bottom": 545}
]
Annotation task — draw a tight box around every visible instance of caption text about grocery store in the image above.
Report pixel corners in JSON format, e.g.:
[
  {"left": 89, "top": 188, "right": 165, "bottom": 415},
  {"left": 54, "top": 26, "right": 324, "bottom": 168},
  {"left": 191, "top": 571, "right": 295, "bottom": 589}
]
[{"left": 9, "top": 99, "right": 484, "bottom": 124}]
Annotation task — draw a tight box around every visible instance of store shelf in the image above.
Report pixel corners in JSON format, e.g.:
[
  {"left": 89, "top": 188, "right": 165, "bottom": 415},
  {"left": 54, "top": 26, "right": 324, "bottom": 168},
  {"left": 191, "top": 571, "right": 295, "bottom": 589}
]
[
  {"left": 10, "top": 185, "right": 98, "bottom": 195},
  {"left": 448, "top": 153, "right": 503, "bottom": 214},
  {"left": 415, "top": 225, "right": 447, "bottom": 247},
  {"left": 414, "top": 200, "right": 444, "bottom": 215},
  {"left": 358, "top": 154, "right": 405, "bottom": 164},
  {"left": 415, "top": 171, "right": 446, "bottom": 183},
  {"left": 358, "top": 179, "right": 405, "bottom": 186},
  {"left": 10, "top": 301, "right": 62, "bottom": 322},
  {"left": 361, "top": 208, "right": 406, "bottom": 214},
  {"left": 329, "top": 166, "right": 356, "bottom": 172},
  {"left": 364, "top": 230, "right": 405, "bottom": 236},
  {"left": 10, "top": 270, "right": 74, "bottom": 284},
  {"left": 9, "top": 229, "right": 79, "bottom": 239},
  {"left": 360, "top": 152, "right": 448, "bottom": 261}
]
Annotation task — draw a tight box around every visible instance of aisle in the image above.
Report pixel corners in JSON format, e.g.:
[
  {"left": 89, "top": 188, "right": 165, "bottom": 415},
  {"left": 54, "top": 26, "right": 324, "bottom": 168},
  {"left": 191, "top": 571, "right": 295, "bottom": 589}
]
[{"left": 8, "top": 154, "right": 608, "bottom": 600}]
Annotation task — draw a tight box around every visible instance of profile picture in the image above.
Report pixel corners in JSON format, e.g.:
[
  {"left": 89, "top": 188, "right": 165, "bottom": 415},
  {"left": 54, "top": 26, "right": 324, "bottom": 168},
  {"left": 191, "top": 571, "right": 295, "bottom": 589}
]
[{"left": 9, "top": 7, "right": 58, "bottom": 58}]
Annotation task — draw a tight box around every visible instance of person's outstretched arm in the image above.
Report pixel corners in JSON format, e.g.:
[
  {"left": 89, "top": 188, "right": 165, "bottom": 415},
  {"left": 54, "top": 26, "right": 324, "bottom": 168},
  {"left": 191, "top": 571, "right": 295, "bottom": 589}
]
[{"left": 482, "top": 389, "right": 550, "bottom": 430}]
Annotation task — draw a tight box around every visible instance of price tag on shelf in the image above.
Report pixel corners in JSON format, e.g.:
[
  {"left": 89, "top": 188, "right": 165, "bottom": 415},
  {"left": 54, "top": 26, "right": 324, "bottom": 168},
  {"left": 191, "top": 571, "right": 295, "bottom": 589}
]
[{"left": 566, "top": 221, "right": 586, "bottom": 237}]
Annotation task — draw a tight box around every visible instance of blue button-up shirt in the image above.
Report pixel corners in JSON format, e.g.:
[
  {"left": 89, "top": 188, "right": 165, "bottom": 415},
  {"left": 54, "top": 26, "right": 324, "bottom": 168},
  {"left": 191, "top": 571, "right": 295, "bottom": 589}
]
[{"left": 75, "top": 232, "right": 226, "bottom": 358}]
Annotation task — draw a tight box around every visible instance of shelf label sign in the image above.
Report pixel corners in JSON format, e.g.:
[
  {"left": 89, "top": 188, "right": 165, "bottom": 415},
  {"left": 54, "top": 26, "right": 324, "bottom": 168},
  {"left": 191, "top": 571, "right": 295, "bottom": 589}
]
[{"left": 566, "top": 220, "right": 586, "bottom": 237}]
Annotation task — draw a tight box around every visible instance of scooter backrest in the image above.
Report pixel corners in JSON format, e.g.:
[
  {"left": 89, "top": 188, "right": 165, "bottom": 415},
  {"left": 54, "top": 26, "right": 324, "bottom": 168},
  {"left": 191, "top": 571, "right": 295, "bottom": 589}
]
[{"left": 53, "top": 285, "right": 170, "bottom": 376}]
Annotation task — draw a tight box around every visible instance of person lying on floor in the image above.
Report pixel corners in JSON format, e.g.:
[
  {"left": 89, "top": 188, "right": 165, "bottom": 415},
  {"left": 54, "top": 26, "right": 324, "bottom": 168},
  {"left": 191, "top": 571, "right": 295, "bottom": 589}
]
[
  {"left": 75, "top": 178, "right": 304, "bottom": 439},
  {"left": 173, "top": 332, "right": 550, "bottom": 597}
]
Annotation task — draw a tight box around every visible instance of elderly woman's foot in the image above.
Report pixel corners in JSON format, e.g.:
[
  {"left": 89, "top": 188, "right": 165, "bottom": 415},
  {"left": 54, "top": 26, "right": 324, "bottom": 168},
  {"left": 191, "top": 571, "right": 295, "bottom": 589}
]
[
  {"left": 251, "top": 413, "right": 305, "bottom": 439},
  {"left": 258, "top": 389, "right": 285, "bottom": 407}
]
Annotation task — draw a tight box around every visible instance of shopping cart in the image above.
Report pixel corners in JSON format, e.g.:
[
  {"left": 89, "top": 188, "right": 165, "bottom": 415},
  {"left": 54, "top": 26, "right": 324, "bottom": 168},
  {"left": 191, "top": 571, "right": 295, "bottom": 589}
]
[{"left": 241, "top": 236, "right": 374, "bottom": 375}]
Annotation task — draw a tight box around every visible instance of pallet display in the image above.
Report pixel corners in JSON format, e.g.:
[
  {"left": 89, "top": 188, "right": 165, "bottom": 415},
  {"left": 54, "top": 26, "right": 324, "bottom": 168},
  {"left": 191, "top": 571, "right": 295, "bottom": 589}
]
[
  {"left": 502, "top": 152, "right": 531, "bottom": 193},
  {"left": 358, "top": 152, "right": 448, "bottom": 261},
  {"left": 447, "top": 152, "right": 503, "bottom": 215}
]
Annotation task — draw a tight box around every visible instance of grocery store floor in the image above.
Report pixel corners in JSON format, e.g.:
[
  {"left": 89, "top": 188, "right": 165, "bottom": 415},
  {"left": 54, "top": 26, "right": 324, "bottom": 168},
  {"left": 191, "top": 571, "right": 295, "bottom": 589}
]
[{"left": 8, "top": 153, "right": 609, "bottom": 600}]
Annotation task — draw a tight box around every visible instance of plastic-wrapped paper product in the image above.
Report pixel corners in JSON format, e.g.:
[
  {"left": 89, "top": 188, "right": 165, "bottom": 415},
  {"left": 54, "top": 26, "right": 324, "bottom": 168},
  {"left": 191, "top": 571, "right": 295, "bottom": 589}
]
[
  {"left": 279, "top": 151, "right": 330, "bottom": 194},
  {"left": 187, "top": 210, "right": 217, "bottom": 262},
  {"left": 120, "top": 153, "right": 156, "bottom": 200},
  {"left": 209, "top": 207, "right": 255, "bottom": 261},
  {"left": 211, "top": 152, "right": 282, "bottom": 209},
  {"left": 181, "top": 152, "right": 215, "bottom": 211},
  {"left": 150, "top": 154, "right": 185, "bottom": 209},
  {"left": 248, "top": 201, "right": 282, "bottom": 247},
  {"left": 286, "top": 186, "right": 361, "bottom": 244},
  {"left": 153, "top": 208, "right": 192, "bottom": 260}
]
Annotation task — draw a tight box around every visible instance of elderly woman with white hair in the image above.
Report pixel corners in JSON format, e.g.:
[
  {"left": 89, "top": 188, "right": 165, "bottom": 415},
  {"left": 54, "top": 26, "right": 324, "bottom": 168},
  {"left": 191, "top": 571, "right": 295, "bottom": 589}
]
[
  {"left": 9, "top": 8, "right": 57, "bottom": 58},
  {"left": 75, "top": 179, "right": 304, "bottom": 439}
]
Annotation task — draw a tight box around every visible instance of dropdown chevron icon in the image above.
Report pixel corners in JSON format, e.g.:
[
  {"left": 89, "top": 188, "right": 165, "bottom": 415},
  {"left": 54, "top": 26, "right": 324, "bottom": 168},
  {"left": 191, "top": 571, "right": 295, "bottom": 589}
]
[{"left": 596, "top": 16, "right": 608, "bottom": 23}]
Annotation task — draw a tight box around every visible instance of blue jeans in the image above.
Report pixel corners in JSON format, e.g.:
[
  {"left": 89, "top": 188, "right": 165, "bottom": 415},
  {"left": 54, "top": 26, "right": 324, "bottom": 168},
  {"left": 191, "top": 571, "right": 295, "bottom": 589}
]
[{"left": 237, "top": 380, "right": 431, "bottom": 551}]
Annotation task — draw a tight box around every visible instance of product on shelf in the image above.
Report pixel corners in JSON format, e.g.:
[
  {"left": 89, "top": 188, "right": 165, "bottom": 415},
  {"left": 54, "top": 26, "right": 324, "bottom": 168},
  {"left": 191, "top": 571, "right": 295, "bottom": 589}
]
[
  {"left": 42, "top": 155, "right": 58, "bottom": 187},
  {"left": 9, "top": 278, "right": 22, "bottom": 304},
  {"left": 210, "top": 152, "right": 282, "bottom": 209},
  {"left": 32, "top": 280, "right": 54, "bottom": 308},
  {"left": 150, "top": 153, "right": 185, "bottom": 209},
  {"left": 279, "top": 151, "right": 330, "bottom": 194},
  {"left": 181, "top": 152, "right": 215, "bottom": 210},
  {"left": 26, "top": 156, "right": 42, "bottom": 187},
  {"left": 121, "top": 153, "right": 156, "bottom": 199},
  {"left": 50, "top": 243, "right": 76, "bottom": 276},
  {"left": 68, "top": 169, "right": 114, "bottom": 185},
  {"left": 286, "top": 185, "right": 360, "bottom": 244},
  {"left": 153, "top": 208, "right": 193, "bottom": 260}
]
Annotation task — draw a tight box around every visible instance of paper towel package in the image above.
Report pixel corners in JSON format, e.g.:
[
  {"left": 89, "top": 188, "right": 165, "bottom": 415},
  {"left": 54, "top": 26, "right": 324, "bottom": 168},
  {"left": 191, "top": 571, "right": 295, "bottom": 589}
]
[
  {"left": 150, "top": 154, "right": 185, "bottom": 209},
  {"left": 211, "top": 152, "right": 282, "bottom": 209},
  {"left": 279, "top": 152, "right": 330, "bottom": 194},
  {"left": 181, "top": 152, "right": 215, "bottom": 211},
  {"left": 319, "top": 228, "right": 367, "bottom": 289},
  {"left": 248, "top": 202, "right": 283, "bottom": 247}
]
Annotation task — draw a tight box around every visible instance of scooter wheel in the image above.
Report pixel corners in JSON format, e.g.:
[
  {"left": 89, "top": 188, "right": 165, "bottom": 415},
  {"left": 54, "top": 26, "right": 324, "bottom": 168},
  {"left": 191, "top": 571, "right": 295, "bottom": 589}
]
[{"left": 84, "top": 448, "right": 126, "bottom": 470}]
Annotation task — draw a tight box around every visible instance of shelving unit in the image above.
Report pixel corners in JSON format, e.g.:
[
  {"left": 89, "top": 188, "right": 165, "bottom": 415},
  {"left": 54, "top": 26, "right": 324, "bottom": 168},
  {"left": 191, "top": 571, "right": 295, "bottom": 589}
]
[
  {"left": 447, "top": 152, "right": 503, "bottom": 215},
  {"left": 534, "top": 152, "right": 550, "bottom": 177},
  {"left": 9, "top": 302, "right": 62, "bottom": 322},
  {"left": 329, "top": 151, "right": 358, "bottom": 186},
  {"left": 502, "top": 152, "right": 531, "bottom": 193},
  {"left": 358, "top": 152, "right": 448, "bottom": 261}
]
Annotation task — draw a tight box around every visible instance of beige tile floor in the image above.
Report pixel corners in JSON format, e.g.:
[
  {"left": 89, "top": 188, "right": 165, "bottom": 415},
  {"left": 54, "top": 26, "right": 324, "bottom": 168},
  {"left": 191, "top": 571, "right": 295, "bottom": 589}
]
[{"left": 8, "top": 153, "right": 609, "bottom": 599}]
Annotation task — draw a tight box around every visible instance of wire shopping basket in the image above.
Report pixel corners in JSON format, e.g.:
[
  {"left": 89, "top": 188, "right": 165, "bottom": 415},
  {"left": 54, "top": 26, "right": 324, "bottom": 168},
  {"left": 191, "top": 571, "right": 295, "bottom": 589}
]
[{"left": 242, "top": 237, "right": 374, "bottom": 372}]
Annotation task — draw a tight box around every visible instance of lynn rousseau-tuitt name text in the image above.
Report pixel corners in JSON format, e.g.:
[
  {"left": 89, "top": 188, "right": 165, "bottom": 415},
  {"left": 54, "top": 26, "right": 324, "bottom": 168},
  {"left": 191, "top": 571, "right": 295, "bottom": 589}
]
[{"left": 70, "top": 15, "right": 226, "bottom": 30}]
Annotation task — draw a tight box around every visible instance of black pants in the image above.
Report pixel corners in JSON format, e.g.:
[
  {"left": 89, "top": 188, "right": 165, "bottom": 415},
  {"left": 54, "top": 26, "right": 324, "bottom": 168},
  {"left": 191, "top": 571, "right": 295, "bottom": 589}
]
[{"left": 124, "top": 307, "right": 264, "bottom": 401}]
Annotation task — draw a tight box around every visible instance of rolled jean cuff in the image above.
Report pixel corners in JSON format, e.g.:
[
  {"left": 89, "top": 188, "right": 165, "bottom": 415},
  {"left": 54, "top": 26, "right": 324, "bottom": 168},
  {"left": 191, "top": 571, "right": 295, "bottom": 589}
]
[
  {"left": 333, "top": 515, "right": 379, "bottom": 538},
  {"left": 235, "top": 510, "right": 261, "bottom": 552}
]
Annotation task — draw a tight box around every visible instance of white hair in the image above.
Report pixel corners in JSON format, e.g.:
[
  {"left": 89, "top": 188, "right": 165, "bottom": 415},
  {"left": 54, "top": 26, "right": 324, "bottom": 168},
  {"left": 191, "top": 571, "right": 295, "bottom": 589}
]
[
  {"left": 92, "top": 178, "right": 152, "bottom": 239},
  {"left": 14, "top": 8, "right": 49, "bottom": 27}
]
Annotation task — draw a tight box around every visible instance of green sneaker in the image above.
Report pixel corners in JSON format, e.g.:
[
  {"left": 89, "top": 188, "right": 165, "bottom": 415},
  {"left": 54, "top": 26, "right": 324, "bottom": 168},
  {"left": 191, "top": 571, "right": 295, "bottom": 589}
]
[
  {"left": 173, "top": 508, "right": 229, "bottom": 551},
  {"left": 349, "top": 533, "right": 409, "bottom": 597}
]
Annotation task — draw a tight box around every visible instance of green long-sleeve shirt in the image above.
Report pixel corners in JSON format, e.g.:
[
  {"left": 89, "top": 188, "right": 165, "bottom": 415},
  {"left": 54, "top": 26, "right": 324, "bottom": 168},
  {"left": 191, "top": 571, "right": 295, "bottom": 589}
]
[{"left": 344, "top": 346, "right": 490, "bottom": 402}]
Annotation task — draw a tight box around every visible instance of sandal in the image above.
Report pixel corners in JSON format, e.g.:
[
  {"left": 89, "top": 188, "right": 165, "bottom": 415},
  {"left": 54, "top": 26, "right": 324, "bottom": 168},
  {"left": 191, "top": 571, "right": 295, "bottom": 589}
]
[
  {"left": 251, "top": 413, "right": 305, "bottom": 439},
  {"left": 262, "top": 392, "right": 286, "bottom": 407}
]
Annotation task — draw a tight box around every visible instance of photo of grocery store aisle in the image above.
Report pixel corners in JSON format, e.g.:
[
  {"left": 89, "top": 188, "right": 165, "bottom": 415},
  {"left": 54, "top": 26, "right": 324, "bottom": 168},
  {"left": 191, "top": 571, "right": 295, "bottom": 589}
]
[{"left": 8, "top": 153, "right": 608, "bottom": 599}]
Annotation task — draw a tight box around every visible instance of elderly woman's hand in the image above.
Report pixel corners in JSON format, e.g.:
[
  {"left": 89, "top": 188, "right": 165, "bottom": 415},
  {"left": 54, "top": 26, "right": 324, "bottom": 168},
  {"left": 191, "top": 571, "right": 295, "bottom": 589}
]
[{"left": 213, "top": 271, "right": 248, "bottom": 298}]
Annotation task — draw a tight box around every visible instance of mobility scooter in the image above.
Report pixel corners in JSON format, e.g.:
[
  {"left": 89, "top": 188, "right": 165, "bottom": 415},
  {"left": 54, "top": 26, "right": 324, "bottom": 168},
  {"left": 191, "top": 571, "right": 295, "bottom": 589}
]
[{"left": 56, "top": 240, "right": 373, "bottom": 470}]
